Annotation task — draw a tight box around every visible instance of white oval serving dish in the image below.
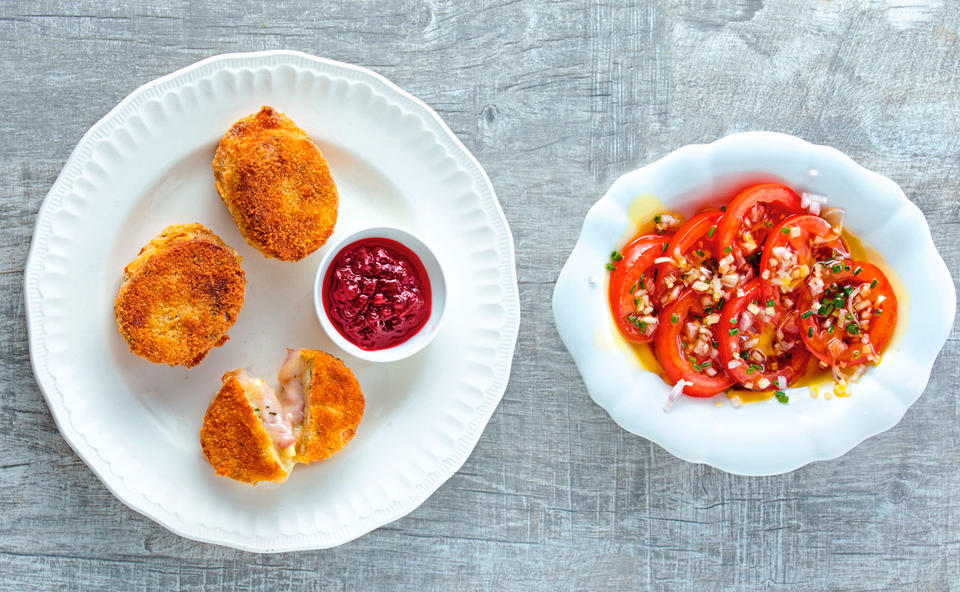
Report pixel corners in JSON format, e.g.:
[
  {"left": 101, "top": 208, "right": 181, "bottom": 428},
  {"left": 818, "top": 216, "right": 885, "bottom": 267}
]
[{"left": 553, "top": 131, "right": 955, "bottom": 476}]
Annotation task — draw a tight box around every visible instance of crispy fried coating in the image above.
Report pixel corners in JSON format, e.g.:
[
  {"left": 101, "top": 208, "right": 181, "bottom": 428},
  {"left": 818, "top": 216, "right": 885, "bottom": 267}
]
[
  {"left": 212, "top": 106, "right": 339, "bottom": 261},
  {"left": 114, "top": 223, "right": 245, "bottom": 368},
  {"left": 295, "top": 349, "right": 365, "bottom": 464},
  {"left": 200, "top": 371, "right": 292, "bottom": 485}
]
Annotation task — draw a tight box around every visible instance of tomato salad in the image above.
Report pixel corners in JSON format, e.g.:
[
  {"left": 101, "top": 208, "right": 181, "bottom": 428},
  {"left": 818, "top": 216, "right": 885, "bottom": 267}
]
[{"left": 606, "top": 183, "right": 898, "bottom": 409}]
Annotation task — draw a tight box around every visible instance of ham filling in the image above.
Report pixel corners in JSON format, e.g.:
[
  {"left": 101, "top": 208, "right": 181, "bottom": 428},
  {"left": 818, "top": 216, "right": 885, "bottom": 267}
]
[{"left": 236, "top": 348, "right": 308, "bottom": 458}]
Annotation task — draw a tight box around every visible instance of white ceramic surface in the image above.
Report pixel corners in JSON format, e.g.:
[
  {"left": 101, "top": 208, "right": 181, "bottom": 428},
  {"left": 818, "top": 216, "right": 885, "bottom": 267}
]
[
  {"left": 24, "top": 51, "right": 519, "bottom": 551},
  {"left": 313, "top": 226, "right": 447, "bottom": 363},
  {"left": 553, "top": 131, "right": 955, "bottom": 476}
]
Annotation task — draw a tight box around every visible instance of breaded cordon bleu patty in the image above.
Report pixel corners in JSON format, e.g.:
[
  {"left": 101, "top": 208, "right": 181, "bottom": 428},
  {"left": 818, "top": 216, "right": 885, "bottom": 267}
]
[
  {"left": 212, "top": 106, "right": 339, "bottom": 262},
  {"left": 114, "top": 223, "right": 246, "bottom": 368},
  {"left": 200, "top": 349, "right": 365, "bottom": 485}
]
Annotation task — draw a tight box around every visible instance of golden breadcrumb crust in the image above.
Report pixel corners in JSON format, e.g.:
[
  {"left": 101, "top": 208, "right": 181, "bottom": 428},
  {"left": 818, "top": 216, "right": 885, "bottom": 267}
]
[
  {"left": 200, "top": 371, "right": 292, "bottom": 485},
  {"left": 114, "top": 223, "right": 245, "bottom": 368},
  {"left": 212, "top": 106, "right": 339, "bottom": 261},
  {"left": 295, "top": 349, "right": 365, "bottom": 464}
]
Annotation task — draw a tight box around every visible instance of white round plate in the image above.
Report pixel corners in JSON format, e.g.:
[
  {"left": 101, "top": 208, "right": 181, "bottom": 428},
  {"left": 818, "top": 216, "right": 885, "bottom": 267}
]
[
  {"left": 553, "top": 131, "right": 955, "bottom": 476},
  {"left": 24, "top": 51, "right": 519, "bottom": 551}
]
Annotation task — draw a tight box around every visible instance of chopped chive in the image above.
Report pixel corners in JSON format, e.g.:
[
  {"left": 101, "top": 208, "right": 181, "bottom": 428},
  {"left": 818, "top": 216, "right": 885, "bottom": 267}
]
[
  {"left": 818, "top": 303, "right": 835, "bottom": 316},
  {"left": 702, "top": 361, "right": 712, "bottom": 368},
  {"left": 832, "top": 264, "right": 842, "bottom": 273},
  {"left": 723, "top": 246, "right": 732, "bottom": 254},
  {"left": 766, "top": 221, "right": 774, "bottom": 228},
  {"left": 704, "top": 306, "right": 714, "bottom": 314},
  {"left": 801, "top": 310, "right": 813, "bottom": 319},
  {"left": 696, "top": 249, "right": 705, "bottom": 258},
  {"left": 853, "top": 351, "right": 861, "bottom": 359},
  {"left": 708, "top": 226, "right": 716, "bottom": 238},
  {"left": 854, "top": 267, "right": 862, "bottom": 275},
  {"left": 846, "top": 322, "right": 860, "bottom": 335},
  {"left": 606, "top": 262, "right": 616, "bottom": 271},
  {"left": 728, "top": 328, "right": 739, "bottom": 336},
  {"left": 671, "top": 314, "right": 679, "bottom": 324},
  {"left": 767, "top": 300, "right": 775, "bottom": 307},
  {"left": 828, "top": 325, "right": 836, "bottom": 334},
  {"left": 808, "top": 327, "right": 814, "bottom": 338},
  {"left": 662, "top": 242, "right": 669, "bottom": 253},
  {"left": 875, "top": 309, "right": 883, "bottom": 316},
  {"left": 746, "top": 367, "right": 755, "bottom": 374},
  {"left": 628, "top": 314, "right": 637, "bottom": 322},
  {"left": 629, "top": 282, "right": 638, "bottom": 294},
  {"left": 610, "top": 250, "right": 623, "bottom": 261},
  {"left": 634, "top": 297, "right": 640, "bottom": 307},
  {"left": 717, "top": 298, "right": 725, "bottom": 310},
  {"left": 775, "top": 391, "right": 789, "bottom": 404},
  {"left": 655, "top": 214, "right": 662, "bottom": 224},
  {"left": 730, "top": 317, "right": 737, "bottom": 325},
  {"left": 843, "top": 264, "right": 850, "bottom": 271},
  {"left": 639, "top": 321, "right": 647, "bottom": 332},
  {"left": 640, "top": 280, "right": 646, "bottom": 290},
  {"left": 712, "top": 341, "right": 719, "bottom": 348},
  {"left": 870, "top": 279, "right": 878, "bottom": 289},
  {"left": 751, "top": 363, "right": 763, "bottom": 371},
  {"left": 740, "top": 351, "right": 749, "bottom": 359},
  {"left": 780, "top": 227, "right": 791, "bottom": 235}
]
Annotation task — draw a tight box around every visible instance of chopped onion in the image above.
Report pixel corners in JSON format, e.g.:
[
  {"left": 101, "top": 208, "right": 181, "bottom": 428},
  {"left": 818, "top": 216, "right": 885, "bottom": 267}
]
[
  {"left": 821, "top": 207, "right": 846, "bottom": 232},
  {"left": 801, "top": 192, "right": 828, "bottom": 216},
  {"left": 826, "top": 338, "right": 847, "bottom": 360},
  {"left": 664, "top": 379, "right": 693, "bottom": 412}
]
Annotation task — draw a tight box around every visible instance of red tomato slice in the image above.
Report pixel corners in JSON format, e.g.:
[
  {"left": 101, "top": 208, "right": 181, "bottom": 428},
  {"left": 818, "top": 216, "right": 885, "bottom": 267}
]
[
  {"left": 655, "top": 211, "right": 724, "bottom": 308},
  {"left": 759, "top": 214, "right": 848, "bottom": 307},
  {"left": 717, "top": 280, "right": 810, "bottom": 390},
  {"left": 653, "top": 290, "right": 735, "bottom": 397},
  {"left": 797, "top": 260, "right": 897, "bottom": 368},
  {"left": 608, "top": 234, "right": 670, "bottom": 342},
  {"left": 715, "top": 183, "right": 804, "bottom": 259}
]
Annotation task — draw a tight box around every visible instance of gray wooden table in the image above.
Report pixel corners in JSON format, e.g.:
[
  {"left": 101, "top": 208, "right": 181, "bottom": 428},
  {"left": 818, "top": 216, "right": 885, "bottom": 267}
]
[{"left": 3, "top": 1, "right": 959, "bottom": 590}]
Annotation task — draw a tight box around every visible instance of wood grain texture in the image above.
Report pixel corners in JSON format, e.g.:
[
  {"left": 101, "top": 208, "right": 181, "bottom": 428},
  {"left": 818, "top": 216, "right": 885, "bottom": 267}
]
[{"left": 2, "top": 0, "right": 959, "bottom": 589}]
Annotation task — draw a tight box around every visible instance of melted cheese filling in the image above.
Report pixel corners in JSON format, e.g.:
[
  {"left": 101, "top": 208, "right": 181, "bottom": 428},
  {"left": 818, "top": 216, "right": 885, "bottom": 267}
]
[
  {"left": 278, "top": 348, "right": 306, "bottom": 430},
  {"left": 235, "top": 349, "right": 308, "bottom": 459}
]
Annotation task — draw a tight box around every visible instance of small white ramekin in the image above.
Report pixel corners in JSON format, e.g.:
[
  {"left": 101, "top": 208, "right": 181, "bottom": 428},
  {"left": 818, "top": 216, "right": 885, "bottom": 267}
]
[{"left": 314, "top": 226, "right": 447, "bottom": 363}]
